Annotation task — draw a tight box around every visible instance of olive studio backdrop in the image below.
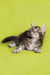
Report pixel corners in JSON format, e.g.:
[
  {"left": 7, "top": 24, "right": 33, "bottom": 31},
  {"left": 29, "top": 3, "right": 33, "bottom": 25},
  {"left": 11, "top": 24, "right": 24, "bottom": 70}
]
[{"left": 0, "top": 0, "right": 50, "bottom": 75}]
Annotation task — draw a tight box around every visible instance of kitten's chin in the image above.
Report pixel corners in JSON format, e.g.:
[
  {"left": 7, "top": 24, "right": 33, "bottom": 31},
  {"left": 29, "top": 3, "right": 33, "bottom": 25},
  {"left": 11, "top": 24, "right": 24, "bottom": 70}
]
[
  {"left": 33, "top": 37, "right": 39, "bottom": 39},
  {"left": 32, "top": 35, "right": 39, "bottom": 39},
  {"left": 32, "top": 34, "right": 39, "bottom": 39}
]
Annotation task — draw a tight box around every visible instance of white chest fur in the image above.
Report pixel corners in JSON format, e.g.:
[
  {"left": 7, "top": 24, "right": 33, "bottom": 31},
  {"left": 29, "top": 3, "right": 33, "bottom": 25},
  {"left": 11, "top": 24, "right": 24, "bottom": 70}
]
[{"left": 26, "top": 39, "right": 37, "bottom": 51}]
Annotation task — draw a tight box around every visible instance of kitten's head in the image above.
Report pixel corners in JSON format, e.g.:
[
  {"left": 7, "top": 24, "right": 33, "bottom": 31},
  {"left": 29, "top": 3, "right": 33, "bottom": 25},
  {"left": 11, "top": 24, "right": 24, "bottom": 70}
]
[{"left": 27, "top": 22, "right": 46, "bottom": 39}]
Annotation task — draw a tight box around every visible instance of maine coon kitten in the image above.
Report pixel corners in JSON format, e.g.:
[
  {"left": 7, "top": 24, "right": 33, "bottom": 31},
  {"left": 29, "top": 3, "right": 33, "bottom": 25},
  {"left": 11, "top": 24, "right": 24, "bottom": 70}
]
[{"left": 2, "top": 22, "right": 46, "bottom": 53}]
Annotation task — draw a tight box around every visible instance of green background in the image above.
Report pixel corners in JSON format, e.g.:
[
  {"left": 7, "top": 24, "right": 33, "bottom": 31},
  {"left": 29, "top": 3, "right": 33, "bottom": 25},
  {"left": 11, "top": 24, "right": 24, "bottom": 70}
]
[{"left": 0, "top": 0, "right": 50, "bottom": 75}]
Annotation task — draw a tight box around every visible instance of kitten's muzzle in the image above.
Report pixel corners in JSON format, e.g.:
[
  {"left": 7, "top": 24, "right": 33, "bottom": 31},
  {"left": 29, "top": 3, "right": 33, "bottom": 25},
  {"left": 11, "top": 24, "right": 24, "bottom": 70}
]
[{"left": 33, "top": 31, "right": 36, "bottom": 33}]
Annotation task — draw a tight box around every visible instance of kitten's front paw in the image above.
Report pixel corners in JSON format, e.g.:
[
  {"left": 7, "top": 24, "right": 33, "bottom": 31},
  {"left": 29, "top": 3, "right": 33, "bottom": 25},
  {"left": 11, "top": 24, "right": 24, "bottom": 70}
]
[
  {"left": 12, "top": 50, "right": 17, "bottom": 53},
  {"left": 34, "top": 48, "right": 42, "bottom": 53},
  {"left": 34, "top": 50, "right": 42, "bottom": 53},
  {"left": 12, "top": 49, "right": 20, "bottom": 53}
]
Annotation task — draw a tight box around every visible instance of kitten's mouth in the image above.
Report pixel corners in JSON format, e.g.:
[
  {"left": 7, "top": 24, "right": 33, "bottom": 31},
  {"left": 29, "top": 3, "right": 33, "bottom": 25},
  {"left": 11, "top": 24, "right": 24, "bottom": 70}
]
[{"left": 33, "top": 33, "right": 39, "bottom": 38}]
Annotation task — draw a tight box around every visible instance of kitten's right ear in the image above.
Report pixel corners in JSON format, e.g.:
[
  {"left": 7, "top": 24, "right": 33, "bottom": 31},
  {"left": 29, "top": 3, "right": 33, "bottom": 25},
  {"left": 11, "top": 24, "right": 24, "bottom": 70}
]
[{"left": 31, "top": 22, "right": 34, "bottom": 27}]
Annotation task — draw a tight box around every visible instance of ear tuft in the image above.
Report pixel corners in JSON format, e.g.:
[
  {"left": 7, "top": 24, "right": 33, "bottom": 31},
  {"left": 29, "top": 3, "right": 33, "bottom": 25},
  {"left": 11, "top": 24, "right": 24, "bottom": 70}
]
[{"left": 31, "top": 22, "right": 34, "bottom": 27}]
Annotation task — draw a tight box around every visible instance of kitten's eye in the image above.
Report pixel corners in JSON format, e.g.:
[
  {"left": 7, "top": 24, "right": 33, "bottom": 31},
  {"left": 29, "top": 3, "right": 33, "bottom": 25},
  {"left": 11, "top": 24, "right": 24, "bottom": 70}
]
[{"left": 37, "top": 30, "right": 39, "bottom": 32}]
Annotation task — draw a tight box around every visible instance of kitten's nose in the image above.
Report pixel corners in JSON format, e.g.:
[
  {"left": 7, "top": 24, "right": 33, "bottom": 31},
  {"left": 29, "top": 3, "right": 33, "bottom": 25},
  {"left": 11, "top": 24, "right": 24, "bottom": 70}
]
[{"left": 33, "top": 31, "right": 35, "bottom": 33}]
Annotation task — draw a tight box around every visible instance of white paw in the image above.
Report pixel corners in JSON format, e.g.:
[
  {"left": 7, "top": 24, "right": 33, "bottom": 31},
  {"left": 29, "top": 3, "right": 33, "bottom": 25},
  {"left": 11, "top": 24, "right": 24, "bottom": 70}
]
[
  {"left": 12, "top": 49, "right": 20, "bottom": 53},
  {"left": 8, "top": 43, "right": 16, "bottom": 48},
  {"left": 34, "top": 48, "right": 42, "bottom": 53},
  {"left": 38, "top": 50, "right": 42, "bottom": 53}
]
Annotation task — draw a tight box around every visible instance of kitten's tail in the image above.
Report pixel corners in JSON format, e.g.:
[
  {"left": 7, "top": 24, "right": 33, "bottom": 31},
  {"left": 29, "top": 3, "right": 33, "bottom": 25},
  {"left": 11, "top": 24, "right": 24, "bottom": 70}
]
[{"left": 2, "top": 36, "right": 17, "bottom": 43}]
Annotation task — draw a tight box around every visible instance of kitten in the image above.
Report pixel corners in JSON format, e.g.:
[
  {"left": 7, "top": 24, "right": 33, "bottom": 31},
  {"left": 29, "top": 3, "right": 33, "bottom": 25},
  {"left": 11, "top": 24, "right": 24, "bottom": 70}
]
[{"left": 2, "top": 22, "right": 46, "bottom": 53}]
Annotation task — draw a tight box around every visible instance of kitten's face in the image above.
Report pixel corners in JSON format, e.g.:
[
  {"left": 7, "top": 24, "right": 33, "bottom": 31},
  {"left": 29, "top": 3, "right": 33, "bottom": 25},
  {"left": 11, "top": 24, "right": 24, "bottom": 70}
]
[
  {"left": 28, "top": 22, "right": 46, "bottom": 39},
  {"left": 29, "top": 26, "right": 41, "bottom": 38}
]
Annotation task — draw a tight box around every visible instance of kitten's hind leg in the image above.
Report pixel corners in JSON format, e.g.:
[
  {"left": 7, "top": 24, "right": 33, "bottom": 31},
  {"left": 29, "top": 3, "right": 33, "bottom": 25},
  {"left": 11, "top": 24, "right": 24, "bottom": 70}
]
[
  {"left": 8, "top": 41, "right": 16, "bottom": 48},
  {"left": 12, "top": 45, "right": 25, "bottom": 53},
  {"left": 33, "top": 47, "right": 42, "bottom": 53}
]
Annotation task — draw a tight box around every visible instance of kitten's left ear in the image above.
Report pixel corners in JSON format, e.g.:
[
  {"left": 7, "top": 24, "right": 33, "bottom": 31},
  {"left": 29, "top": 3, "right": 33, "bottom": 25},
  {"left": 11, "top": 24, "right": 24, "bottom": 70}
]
[
  {"left": 31, "top": 22, "right": 34, "bottom": 27},
  {"left": 41, "top": 24, "right": 46, "bottom": 33}
]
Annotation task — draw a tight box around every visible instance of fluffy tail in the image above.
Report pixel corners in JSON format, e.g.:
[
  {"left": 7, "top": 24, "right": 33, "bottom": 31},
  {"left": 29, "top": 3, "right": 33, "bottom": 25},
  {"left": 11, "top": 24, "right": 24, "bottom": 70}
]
[{"left": 2, "top": 36, "right": 17, "bottom": 43}]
